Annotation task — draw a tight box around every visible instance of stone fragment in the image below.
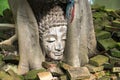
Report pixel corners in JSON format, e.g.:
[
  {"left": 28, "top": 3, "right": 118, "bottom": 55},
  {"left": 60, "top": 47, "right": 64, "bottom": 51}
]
[
  {"left": 0, "top": 61, "right": 5, "bottom": 68},
  {"left": 109, "top": 56, "right": 120, "bottom": 65},
  {"left": 37, "top": 71, "right": 53, "bottom": 80},
  {"left": 103, "top": 63, "right": 114, "bottom": 69},
  {"left": 116, "top": 32, "right": 120, "bottom": 37},
  {"left": 89, "top": 55, "right": 109, "bottom": 67},
  {"left": 24, "top": 69, "right": 46, "bottom": 80},
  {"left": 105, "top": 25, "right": 120, "bottom": 33},
  {"left": 7, "top": 69, "right": 22, "bottom": 80},
  {"left": 112, "top": 67, "right": 120, "bottom": 72},
  {"left": 60, "top": 62, "right": 73, "bottom": 70},
  {"left": 84, "top": 74, "right": 96, "bottom": 80},
  {"left": 112, "top": 20, "right": 120, "bottom": 27},
  {"left": 85, "top": 64, "right": 104, "bottom": 72},
  {"left": 47, "top": 66, "right": 64, "bottom": 76},
  {"left": 97, "top": 38, "right": 117, "bottom": 50},
  {"left": 118, "top": 73, "right": 120, "bottom": 77},
  {"left": 42, "top": 62, "right": 57, "bottom": 69},
  {"left": 110, "top": 48, "right": 120, "bottom": 58},
  {"left": 98, "top": 76, "right": 110, "bottom": 80},
  {"left": 60, "top": 75, "right": 67, "bottom": 80},
  {"left": 0, "top": 44, "right": 16, "bottom": 52},
  {"left": 66, "top": 67, "right": 90, "bottom": 80},
  {"left": 42, "top": 62, "right": 63, "bottom": 76},
  {"left": 117, "top": 42, "right": 120, "bottom": 49},
  {"left": 96, "top": 31, "right": 111, "bottom": 40},
  {"left": 110, "top": 74, "right": 118, "bottom": 80},
  {"left": 2, "top": 64, "right": 18, "bottom": 73},
  {"left": 94, "top": 71, "right": 105, "bottom": 79},
  {"left": 0, "top": 71, "right": 14, "bottom": 80},
  {"left": 0, "top": 54, "right": 4, "bottom": 61},
  {"left": 3, "top": 54, "right": 19, "bottom": 64}
]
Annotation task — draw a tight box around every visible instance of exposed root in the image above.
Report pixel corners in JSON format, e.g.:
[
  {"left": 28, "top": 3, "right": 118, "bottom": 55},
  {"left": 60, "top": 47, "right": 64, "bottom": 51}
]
[
  {"left": 0, "top": 34, "right": 17, "bottom": 45},
  {"left": 0, "top": 23, "right": 15, "bottom": 29}
]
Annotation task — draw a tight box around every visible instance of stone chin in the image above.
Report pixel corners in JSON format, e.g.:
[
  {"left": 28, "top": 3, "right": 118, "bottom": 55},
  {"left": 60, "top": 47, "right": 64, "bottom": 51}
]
[{"left": 48, "top": 52, "right": 63, "bottom": 61}]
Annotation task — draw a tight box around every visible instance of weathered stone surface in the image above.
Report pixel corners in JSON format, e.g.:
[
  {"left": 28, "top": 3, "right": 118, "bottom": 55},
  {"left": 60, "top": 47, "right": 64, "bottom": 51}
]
[
  {"left": 0, "top": 44, "right": 16, "bottom": 52},
  {"left": 117, "top": 42, "right": 120, "bottom": 49},
  {"left": 103, "top": 63, "right": 114, "bottom": 69},
  {"left": 109, "top": 56, "right": 120, "bottom": 65},
  {"left": 85, "top": 64, "right": 104, "bottom": 72},
  {"left": 94, "top": 71, "right": 106, "bottom": 79},
  {"left": 98, "top": 76, "right": 110, "bottom": 80},
  {"left": 7, "top": 69, "right": 22, "bottom": 80},
  {"left": 96, "top": 31, "right": 111, "bottom": 40},
  {"left": 105, "top": 25, "right": 120, "bottom": 32},
  {"left": 42, "top": 62, "right": 63, "bottom": 76},
  {"left": 60, "top": 75, "right": 67, "bottom": 80},
  {"left": 112, "top": 67, "right": 120, "bottom": 72},
  {"left": 89, "top": 55, "right": 109, "bottom": 67},
  {"left": 84, "top": 74, "right": 96, "bottom": 80},
  {"left": 112, "top": 20, "right": 120, "bottom": 27},
  {"left": 110, "top": 48, "right": 120, "bottom": 58},
  {"left": 24, "top": 69, "right": 46, "bottom": 80},
  {"left": 3, "top": 54, "right": 19, "bottom": 64},
  {"left": 66, "top": 67, "right": 90, "bottom": 80},
  {"left": 0, "top": 54, "right": 4, "bottom": 61},
  {"left": 60, "top": 62, "right": 73, "bottom": 70},
  {"left": 97, "top": 38, "right": 117, "bottom": 50},
  {"left": 118, "top": 73, "right": 120, "bottom": 77},
  {"left": 42, "top": 62, "right": 57, "bottom": 69},
  {"left": 110, "top": 74, "right": 118, "bottom": 80},
  {"left": 116, "top": 32, "right": 120, "bottom": 37},
  {"left": 2, "top": 64, "right": 18, "bottom": 73},
  {"left": 47, "top": 66, "right": 64, "bottom": 76},
  {"left": 118, "top": 73, "right": 120, "bottom": 78},
  {"left": 0, "top": 71, "right": 14, "bottom": 80},
  {"left": 37, "top": 71, "right": 53, "bottom": 80},
  {"left": 0, "top": 61, "right": 5, "bottom": 68}
]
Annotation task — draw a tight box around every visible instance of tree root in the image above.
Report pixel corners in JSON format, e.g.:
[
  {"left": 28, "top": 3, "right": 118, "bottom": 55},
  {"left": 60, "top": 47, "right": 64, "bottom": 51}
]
[
  {"left": 0, "top": 23, "right": 17, "bottom": 45},
  {"left": 0, "top": 34, "right": 17, "bottom": 45},
  {"left": 0, "top": 23, "right": 15, "bottom": 29}
]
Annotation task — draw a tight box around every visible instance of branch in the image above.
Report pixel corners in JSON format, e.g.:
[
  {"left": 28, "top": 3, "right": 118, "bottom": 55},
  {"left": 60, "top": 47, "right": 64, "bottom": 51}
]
[
  {"left": 0, "top": 23, "right": 15, "bottom": 29},
  {"left": 0, "top": 34, "right": 17, "bottom": 45}
]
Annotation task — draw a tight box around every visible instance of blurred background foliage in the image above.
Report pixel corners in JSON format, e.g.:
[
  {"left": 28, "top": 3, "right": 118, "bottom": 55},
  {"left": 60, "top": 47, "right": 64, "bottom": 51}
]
[
  {"left": 89, "top": 0, "right": 120, "bottom": 10},
  {"left": 0, "top": 0, "right": 9, "bottom": 15}
]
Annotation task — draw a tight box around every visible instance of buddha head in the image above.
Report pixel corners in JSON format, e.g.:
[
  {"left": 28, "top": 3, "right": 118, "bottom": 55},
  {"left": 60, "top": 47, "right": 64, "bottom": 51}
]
[{"left": 39, "top": 6, "right": 67, "bottom": 61}]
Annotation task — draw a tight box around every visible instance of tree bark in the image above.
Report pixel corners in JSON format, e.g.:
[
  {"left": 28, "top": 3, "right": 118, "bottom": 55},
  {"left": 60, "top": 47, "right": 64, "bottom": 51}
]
[
  {"left": 8, "top": 0, "right": 45, "bottom": 75},
  {"left": 8, "top": 0, "right": 97, "bottom": 74},
  {"left": 64, "top": 0, "right": 97, "bottom": 66}
]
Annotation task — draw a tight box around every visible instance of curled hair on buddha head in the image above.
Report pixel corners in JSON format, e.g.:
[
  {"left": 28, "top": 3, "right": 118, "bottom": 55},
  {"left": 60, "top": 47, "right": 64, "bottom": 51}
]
[{"left": 38, "top": 5, "right": 67, "bottom": 39}]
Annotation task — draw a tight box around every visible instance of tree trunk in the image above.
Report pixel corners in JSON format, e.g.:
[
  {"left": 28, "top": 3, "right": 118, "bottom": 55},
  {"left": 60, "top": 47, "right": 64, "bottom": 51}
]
[
  {"left": 64, "top": 0, "right": 97, "bottom": 67},
  {"left": 8, "top": 0, "right": 97, "bottom": 74},
  {"left": 8, "top": 0, "right": 45, "bottom": 75}
]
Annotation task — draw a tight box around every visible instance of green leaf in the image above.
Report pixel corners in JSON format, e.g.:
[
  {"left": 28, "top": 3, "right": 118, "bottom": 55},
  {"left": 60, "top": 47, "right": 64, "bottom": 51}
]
[{"left": 0, "top": 0, "right": 9, "bottom": 15}]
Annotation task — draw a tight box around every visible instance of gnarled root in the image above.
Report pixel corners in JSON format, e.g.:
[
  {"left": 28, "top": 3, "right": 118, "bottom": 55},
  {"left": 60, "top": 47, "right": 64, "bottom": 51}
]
[{"left": 0, "top": 34, "right": 17, "bottom": 45}]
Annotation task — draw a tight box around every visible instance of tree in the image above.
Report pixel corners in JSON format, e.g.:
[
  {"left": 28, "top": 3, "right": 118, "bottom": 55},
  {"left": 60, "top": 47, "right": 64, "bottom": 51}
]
[{"left": 4, "top": 0, "right": 97, "bottom": 75}]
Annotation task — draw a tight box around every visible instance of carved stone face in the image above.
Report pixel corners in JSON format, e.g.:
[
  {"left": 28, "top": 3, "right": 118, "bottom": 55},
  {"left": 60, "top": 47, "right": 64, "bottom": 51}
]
[{"left": 42, "top": 25, "right": 67, "bottom": 61}]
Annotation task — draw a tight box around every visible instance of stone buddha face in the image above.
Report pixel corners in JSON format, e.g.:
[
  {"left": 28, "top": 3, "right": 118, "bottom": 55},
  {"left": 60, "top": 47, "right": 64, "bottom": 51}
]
[
  {"left": 39, "top": 5, "right": 67, "bottom": 61},
  {"left": 42, "top": 26, "right": 67, "bottom": 61}
]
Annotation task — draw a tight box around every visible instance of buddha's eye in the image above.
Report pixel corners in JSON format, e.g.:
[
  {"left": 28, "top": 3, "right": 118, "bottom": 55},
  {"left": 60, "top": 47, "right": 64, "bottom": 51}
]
[{"left": 47, "top": 37, "right": 56, "bottom": 43}]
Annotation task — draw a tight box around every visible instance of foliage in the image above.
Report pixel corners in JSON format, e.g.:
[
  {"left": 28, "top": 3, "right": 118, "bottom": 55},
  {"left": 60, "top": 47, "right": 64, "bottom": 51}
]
[{"left": 0, "top": 0, "right": 9, "bottom": 15}]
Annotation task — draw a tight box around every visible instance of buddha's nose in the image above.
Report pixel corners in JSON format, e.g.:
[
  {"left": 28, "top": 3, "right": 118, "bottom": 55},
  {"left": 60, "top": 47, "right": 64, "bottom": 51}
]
[{"left": 55, "top": 42, "right": 63, "bottom": 52}]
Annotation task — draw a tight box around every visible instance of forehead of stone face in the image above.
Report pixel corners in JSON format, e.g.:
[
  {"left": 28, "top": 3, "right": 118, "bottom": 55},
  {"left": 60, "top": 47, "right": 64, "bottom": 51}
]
[{"left": 42, "top": 25, "right": 67, "bottom": 39}]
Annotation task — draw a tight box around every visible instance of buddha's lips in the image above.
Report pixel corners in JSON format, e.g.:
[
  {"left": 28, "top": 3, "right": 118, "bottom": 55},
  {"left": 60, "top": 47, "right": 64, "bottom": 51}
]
[{"left": 54, "top": 52, "right": 63, "bottom": 56}]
